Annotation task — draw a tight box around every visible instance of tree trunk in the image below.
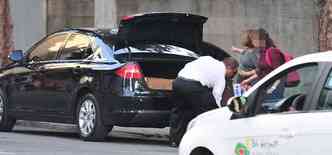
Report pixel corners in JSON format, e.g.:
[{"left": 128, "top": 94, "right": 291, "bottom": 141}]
[
  {"left": 0, "top": 0, "right": 14, "bottom": 65},
  {"left": 319, "top": 0, "right": 332, "bottom": 51}
]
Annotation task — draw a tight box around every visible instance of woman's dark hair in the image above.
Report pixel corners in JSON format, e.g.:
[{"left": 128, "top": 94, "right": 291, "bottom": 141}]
[{"left": 257, "top": 28, "right": 276, "bottom": 48}]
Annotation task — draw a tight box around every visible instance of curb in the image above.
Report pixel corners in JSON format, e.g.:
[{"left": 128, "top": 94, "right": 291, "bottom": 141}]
[
  {"left": 15, "top": 120, "right": 77, "bottom": 131},
  {"left": 15, "top": 121, "right": 170, "bottom": 141}
]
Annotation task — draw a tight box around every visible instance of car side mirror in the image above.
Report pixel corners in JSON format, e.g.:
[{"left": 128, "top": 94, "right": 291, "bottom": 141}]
[
  {"left": 8, "top": 50, "right": 24, "bottom": 63},
  {"left": 227, "top": 96, "right": 247, "bottom": 113}
]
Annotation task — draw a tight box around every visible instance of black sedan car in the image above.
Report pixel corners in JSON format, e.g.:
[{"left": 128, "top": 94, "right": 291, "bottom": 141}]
[{"left": 0, "top": 13, "right": 229, "bottom": 141}]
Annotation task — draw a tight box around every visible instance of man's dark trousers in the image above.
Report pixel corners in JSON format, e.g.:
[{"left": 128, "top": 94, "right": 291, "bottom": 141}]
[{"left": 169, "top": 78, "right": 218, "bottom": 146}]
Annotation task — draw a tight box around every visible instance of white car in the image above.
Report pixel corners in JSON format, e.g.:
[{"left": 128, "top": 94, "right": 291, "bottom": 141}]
[{"left": 179, "top": 51, "right": 332, "bottom": 155}]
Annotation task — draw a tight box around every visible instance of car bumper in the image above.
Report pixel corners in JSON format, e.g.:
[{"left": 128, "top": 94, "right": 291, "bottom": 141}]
[{"left": 102, "top": 94, "right": 172, "bottom": 128}]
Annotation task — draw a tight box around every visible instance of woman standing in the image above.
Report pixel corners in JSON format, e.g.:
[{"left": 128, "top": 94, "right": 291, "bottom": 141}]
[
  {"left": 241, "top": 28, "right": 286, "bottom": 100},
  {"left": 231, "top": 29, "right": 261, "bottom": 87}
]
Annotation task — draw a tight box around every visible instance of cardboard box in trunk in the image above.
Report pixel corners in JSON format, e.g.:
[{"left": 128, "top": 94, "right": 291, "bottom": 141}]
[{"left": 145, "top": 77, "right": 173, "bottom": 90}]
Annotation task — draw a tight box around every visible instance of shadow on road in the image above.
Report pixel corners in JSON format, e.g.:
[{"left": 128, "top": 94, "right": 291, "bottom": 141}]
[{"left": 13, "top": 129, "right": 170, "bottom": 146}]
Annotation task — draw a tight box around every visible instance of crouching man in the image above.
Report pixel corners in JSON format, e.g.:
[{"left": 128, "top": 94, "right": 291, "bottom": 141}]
[{"left": 169, "top": 56, "right": 238, "bottom": 146}]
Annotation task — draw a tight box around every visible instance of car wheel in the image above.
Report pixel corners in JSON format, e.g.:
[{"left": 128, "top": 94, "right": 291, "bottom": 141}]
[
  {"left": 76, "top": 93, "right": 111, "bottom": 141},
  {"left": 0, "top": 89, "right": 16, "bottom": 131},
  {"left": 190, "top": 147, "right": 214, "bottom": 155}
]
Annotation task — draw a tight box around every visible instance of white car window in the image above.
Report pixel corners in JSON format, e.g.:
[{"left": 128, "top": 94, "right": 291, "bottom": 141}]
[
  {"left": 253, "top": 63, "right": 318, "bottom": 114},
  {"left": 317, "top": 69, "right": 332, "bottom": 110}
]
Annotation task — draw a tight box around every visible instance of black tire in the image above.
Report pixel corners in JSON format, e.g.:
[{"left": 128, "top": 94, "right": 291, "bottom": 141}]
[
  {"left": 76, "top": 93, "right": 112, "bottom": 141},
  {"left": 0, "top": 89, "right": 16, "bottom": 131},
  {"left": 190, "top": 147, "right": 214, "bottom": 155}
]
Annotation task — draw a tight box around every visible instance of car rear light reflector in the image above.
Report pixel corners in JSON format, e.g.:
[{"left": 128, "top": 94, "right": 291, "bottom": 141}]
[
  {"left": 115, "top": 63, "right": 143, "bottom": 79},
  {"left": 122, "top": 15, "right": 135, "bottom": 21}
]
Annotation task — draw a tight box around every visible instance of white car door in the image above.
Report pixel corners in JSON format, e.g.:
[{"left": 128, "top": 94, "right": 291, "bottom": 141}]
[
  {"left": 223, "top": 111, "right": 332, "bottom": 155},
  {"left": 222, "top": 63, "right": 323, "bottom": 155},
  {"left": 284, "top": 111, "right": 332, "bottom": 154},
  {"left": 223, "top": 113, "right": 300, "bottom": 155}
]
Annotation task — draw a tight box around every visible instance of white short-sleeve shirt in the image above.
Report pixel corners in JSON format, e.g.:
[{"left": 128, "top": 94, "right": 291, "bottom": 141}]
[{"left": 178, "top": 56, "right": 226, "bottom": 107}]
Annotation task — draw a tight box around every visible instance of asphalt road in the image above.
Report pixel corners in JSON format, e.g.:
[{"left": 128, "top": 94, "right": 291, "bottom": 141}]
[{"left": 0, "top": 122, "right": 177, "bottom": 155}]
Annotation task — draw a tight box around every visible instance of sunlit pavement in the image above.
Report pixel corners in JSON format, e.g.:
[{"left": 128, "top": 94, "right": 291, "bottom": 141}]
[{"left": 0, "top": 121, "right": 176, "bottom": 155}]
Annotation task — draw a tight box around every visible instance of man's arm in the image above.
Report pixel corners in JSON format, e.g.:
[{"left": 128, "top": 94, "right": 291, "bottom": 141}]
[
  {"left": 238, "top": 69, "right": 256, "bottom": 77},
  {"left": 213, "top": 78, "right": 226, "bottom": 107},
  {"left": 241, "top": 73, "right": 258, "bottom": 87}
]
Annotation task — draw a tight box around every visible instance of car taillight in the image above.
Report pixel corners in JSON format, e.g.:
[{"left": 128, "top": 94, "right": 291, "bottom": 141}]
[
  {"left": 115, "top": 63, "right": 144, "bottom": 79},
  {"left": 122, "top": 15, "right": 135, "bottom": 21},
  {"left": 121, "top": 14, "right": 143, "bottom": 21}
]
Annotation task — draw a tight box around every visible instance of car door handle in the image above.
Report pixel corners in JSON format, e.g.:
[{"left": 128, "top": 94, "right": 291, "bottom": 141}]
[
  {"left": 15, "top": 77, "right": 30, "bottom": 83},
  {"left": 72, "top": 66, "right": 82, "bottom": 75},
  {"left": 37, "top": 66, "right": 46, "bottom": 72}
]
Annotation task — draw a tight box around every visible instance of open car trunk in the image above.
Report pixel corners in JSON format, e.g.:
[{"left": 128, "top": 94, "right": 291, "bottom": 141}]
[
  {"left": 139, "top": 58, "right": 190, "bottom": 91},
  {"left": 114, "top": 44, "right": 197, "bottom": 91},
  {"left": 117, "top": 13, "right": 207, "bottom": 53},
  {"left": 113, "top": 13, "right": 230, "bottom": 91}
]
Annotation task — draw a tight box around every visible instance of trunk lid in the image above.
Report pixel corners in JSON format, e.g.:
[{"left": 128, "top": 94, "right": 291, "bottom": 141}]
[{"left": 117, "top": 12, "right": 207, "bottom": 52}]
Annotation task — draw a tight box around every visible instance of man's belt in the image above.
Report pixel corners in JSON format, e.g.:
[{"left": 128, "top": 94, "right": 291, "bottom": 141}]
[{"left": 177, "top": 77, "right": 199, "bottom": 83}]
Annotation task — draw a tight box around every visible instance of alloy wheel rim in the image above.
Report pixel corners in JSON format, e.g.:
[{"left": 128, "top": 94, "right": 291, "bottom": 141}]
[
  {"left": 78, "top": 99, "right": 96, "bottom": 136},
  {"left": 0, "top": 95, "right": 3, "bottom": 123}
]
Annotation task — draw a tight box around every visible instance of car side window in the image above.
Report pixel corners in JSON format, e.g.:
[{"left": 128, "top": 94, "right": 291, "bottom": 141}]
[
  {"left": 28, "top": 34, "right": 68, "bottom": 61},
  {"left": 255, "top": 63, "right": 318, "bottom": 114},
  {"left": 317, "top": 69, "right": 332, "bottom": 110},
  {"left": 87, "top": 36, "right": 119, "bottom": 62},
  {"left": 59, "top": 33, "right": 92, "bottom": 60}
]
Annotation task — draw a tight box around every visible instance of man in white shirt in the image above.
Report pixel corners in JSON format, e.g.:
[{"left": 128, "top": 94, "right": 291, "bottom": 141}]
[{"left": 169, "top": 56, "right": 238, "bottom": 147}]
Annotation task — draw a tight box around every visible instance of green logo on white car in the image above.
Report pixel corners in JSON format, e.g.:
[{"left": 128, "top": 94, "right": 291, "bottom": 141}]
[{"left": 235, "top": 143, "right": 250, "bottom": 155}]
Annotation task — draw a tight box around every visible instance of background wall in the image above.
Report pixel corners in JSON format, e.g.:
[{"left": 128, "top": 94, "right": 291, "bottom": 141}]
[
  {"left": 10, "top": 0, "right": 46, "bottom": 51},
  {"left": 96, "top": 0, "right": 319, "bottom": 57},
  {"left": 47, "top": 0, "right": 94, "bottom": 33},
  {"left": 9, "top": 0, "right": 94, "bottom": 51},
  {"left": 9, "top": 0, "right": 320, "bottom": 56}
]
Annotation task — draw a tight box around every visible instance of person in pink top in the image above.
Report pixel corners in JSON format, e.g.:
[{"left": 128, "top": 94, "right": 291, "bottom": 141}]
[{"left": 241, "top": 28, "right": 285, "bottom": 87}]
